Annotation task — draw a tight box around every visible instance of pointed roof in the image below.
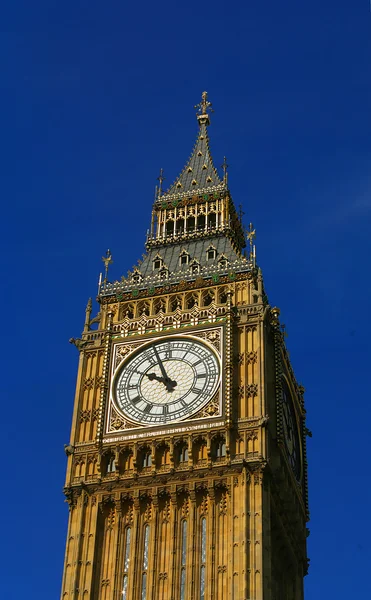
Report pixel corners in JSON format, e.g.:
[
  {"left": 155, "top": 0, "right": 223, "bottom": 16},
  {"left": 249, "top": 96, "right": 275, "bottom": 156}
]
[{"left": 161, "top": 92, "right": 225, "bottom": 198}]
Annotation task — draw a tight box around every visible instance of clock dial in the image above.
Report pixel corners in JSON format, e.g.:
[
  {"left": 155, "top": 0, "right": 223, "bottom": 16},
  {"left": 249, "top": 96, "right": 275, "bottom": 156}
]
[
  {"left": 281, "top": 377, "right": 301, "bottom": 482},
  {"left": 114, "top": 337, "right": 220, "bottom": 425}
]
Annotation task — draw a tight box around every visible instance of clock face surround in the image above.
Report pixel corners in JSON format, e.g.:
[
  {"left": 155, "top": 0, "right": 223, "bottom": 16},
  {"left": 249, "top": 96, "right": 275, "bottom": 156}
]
[
  {"left": 281, "top": 376, "right": 301, "bottom": 482},
  {"left": 113, "top": 336, "right": 221, "bottom": 426}
]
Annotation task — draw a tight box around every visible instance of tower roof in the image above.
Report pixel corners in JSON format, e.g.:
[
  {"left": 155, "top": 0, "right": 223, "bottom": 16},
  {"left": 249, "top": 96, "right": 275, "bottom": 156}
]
[{"left": 161, "top": 92, "right": 225, "bottom": 198}]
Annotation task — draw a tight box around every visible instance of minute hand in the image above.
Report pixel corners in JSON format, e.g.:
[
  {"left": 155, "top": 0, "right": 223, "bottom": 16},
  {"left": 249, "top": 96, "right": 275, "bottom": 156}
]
[{"left": 152, "top": 345, "right": 176, "bottom": 390}]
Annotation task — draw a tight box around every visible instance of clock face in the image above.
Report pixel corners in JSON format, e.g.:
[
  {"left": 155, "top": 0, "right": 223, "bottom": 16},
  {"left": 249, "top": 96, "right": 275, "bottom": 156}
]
[
  {"left": 114, "top": 336, "right": 220, "bottom": 425},
  {"left": 281, "top": 377, "right": 301, "bottom": 482}
]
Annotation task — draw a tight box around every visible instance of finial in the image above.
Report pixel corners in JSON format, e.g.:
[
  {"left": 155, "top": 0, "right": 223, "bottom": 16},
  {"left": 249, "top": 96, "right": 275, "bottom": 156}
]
[
  {"left": 246, "top": 223, "right": 256, "bottom": 266},
  {"left": 102, "top": 249, "right": 113, "bottom": 283},
  {"left": 157, "top": 168, "right": 165, "bottom": 197},
  {"left": 221, "top": 156, "right": 228, "bottom": 184},
  {"left": 195, "top": 91, "right": 213, "bottom": 125}
]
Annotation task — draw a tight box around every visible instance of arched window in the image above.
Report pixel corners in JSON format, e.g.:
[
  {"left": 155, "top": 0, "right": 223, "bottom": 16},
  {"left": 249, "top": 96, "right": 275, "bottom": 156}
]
[
  {"left": 180, "top": 520, "right": 187, "bottom": 600},
  {"left": 208, "top": 213, "right": 216, "bottom": 229},
  {"left": 218, "top": 255, "right": 228, "bottom": 269},
  {"left": 141, "top": 525, "right": 150, "bottom": 600},
  {"left": 198, "top": 214, "right": 206, "bottom": 230},
  {"left": 179, "top": 250, "right": 190, "bottom": 266},
  {"left": 106, "top": 454, "right": 116, "bottom": 474},
  {"left": 142, "top": 452, "right": 152, "bottom": 468},
  {"left": 122, "top": 527, "right": 131, "bottom": 600},
  {"left": 187, "top": 216, "right": 195, "bottom": 232},
  {"left": 206, "top": 246, "right": 216, "bottom": 261},
  {"left": 200, "top": 517, "right": 206, "bottom": 600}
]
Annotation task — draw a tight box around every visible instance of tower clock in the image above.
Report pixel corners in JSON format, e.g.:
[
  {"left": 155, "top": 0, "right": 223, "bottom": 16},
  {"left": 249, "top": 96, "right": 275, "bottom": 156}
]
[{"left": 61, "top": 92, "right": 309, "bottom": 600}]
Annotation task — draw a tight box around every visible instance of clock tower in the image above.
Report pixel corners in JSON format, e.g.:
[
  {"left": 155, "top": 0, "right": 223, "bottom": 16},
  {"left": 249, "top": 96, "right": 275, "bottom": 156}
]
[{"left": 61, "top": 92, "right": 309, "bottom": 600}]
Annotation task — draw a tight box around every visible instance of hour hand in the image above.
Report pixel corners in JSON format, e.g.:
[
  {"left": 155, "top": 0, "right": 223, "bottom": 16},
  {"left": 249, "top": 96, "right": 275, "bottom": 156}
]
[{"left": 145, "top": 372, "right": 177, "bottom": 391}]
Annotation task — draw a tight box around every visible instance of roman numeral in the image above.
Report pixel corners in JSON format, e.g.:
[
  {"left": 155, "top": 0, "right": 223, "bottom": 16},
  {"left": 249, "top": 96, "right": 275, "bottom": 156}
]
[
  {"left": 197, "top": 373, "right": 207, "bottom": 379},
  {"left": 131, "top": 396, "right": 141, "bottom": 404},
  {"left": 144, "top": 403, "right": 153, "bottom": 414}
]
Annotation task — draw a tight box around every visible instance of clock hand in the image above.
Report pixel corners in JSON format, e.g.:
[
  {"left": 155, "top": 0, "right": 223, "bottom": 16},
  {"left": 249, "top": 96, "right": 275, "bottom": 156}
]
[{"left": 151, "top": 345, "right": 177, "bottom": 391}]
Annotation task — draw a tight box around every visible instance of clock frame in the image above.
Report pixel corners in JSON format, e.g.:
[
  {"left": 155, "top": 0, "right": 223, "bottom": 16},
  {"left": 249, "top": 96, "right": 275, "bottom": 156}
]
[{"left": 105, "top": 326, "right": 224, "bottom": 435}]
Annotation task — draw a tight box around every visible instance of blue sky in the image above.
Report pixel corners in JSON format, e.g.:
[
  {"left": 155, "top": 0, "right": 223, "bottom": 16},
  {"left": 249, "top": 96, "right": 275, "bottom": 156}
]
[{"left": 1, "top": 1, "right": 371, "bottom": 598}]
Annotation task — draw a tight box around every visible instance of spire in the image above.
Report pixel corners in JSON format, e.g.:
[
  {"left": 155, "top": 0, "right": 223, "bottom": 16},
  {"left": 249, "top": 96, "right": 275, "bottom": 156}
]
[{"left": 162, "top": 91, "right": 224, "bottom": 197}]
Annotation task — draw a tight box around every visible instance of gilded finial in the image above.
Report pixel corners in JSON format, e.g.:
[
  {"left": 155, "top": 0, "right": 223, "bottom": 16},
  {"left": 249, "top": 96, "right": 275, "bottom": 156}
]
[
  {"left": 195, "top": 91, "right": 213, "bottom": 125},
  {"left": 102, "top": 249, "right": 113, "bottom": 283},
  {"left": 221, "top": 156, "right": 228, "bottom": 184},
  {"left": 246, "top": 223, "right": 256, "bottom": 266}
]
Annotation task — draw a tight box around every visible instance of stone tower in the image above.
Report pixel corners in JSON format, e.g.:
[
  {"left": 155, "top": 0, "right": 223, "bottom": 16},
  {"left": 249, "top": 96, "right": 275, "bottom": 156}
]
[{"left": 61, "top": 92, "right": 309, "bottom": 600}]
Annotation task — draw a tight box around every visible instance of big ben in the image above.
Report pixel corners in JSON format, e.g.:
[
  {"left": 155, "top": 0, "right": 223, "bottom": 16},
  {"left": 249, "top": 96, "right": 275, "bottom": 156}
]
[{"left": 61, "top": 92, "right": 309, "bottom": 600}]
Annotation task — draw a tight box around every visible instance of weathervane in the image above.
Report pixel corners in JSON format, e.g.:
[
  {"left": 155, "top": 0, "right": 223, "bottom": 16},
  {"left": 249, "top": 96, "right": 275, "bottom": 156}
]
[
  {"left": 195, "top": 91, "right": 213, "bottom": 125},
  {"left": 102, "top": 249, "right": 113, "bottom": 283}
]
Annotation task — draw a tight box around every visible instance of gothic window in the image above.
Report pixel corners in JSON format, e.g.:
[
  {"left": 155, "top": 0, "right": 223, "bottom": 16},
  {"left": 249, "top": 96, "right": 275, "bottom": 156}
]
[
  {"left": 122, "top": 303, "right": 134, "bottom": 319},
  {"left": 155, "top": 444, "right": 170, "bottom": 470},
  {"left": 198, "top": 214, "right": 206, "bottom": 230},
  {"left": 208, "top": 212, "right": 216, "bottom": 228},
  {"left": 180, "top": 520, "right": 187, "bottom": 600},
  {"left": 218, "top": 255, "right": 228, "bottom": 268},
  {"left": 218, "top": 288, "right": 228, "bottom": 304},
  {"left": 103, "top": 453, "right": 116, "bottom": 475},
  {"left": 170, "top": 296, "right": 182, "bottom": 312},
  {"left": 132, "top": 270, "right": 143, "bottom": 284},
  {"left": 176, "top": 218, "right": 185, "bottom": 234},
  {"left": 186, "top": 293, "right": 198, "bottom": 309},
  {"left": 137, "top": 301, "right": 150, "bottom": 316},
  {"left": 120, "top": 449, "right": 134, "bottom": 473},
  {"left": 206, "top": 246, "right": 216, "bottom": 260},
  {"left": 141, "top": 525, "right": 150, "bottom": 600},
  {"left": 187, "top": 216, "right": 195, "bottom": 232},
  {"left": 190, "top": 260, "right": 200, "bottom": 275},
  {"left": 153, "top": 256, "right": 163, "bottom": 270},
  {"left": 159, "top": 266, "right": 169, "bottom": 280},
  {"left": 212, "top": 436, "right": 226, "bottom": 460},
  {"left": 153, "top": 299, "right": 166, "bottom": 315},
  {"left": 122, "top": 527, "right": 131, "bottom": 600},
  {"left": 142, "top": 452, "right": 152, "bottom": 468},
  {"left": 200, "top": 517, "right": 207, "bottom": 600},
  {"left": 202, "top": 291, "right": 214, "bottom": 307},
  {"left": 179, "top": 250, "right": 190, "bottom": 266},
  {"left": 176, "top": 442, "right": 189, "bottom": 466},
  {"left": 166, "top": 221, "right": 174, "bottom": 236}
]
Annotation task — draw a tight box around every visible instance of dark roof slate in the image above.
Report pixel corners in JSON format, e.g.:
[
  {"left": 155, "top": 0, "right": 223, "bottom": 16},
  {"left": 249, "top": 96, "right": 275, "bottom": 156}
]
[{"left": 163, "top": 122, "right": 223, "bottom": 196}]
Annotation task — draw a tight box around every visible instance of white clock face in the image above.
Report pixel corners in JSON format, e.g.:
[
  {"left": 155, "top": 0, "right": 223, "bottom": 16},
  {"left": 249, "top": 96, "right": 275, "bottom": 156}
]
[{"left": 114, "top": 337, "right": 220, "bottom": 425}]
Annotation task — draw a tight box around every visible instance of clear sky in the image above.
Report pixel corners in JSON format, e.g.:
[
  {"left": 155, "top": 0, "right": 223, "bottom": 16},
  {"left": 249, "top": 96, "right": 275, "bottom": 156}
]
[{"left": 1, "top": 1, "right": 371, "bottom": 598}]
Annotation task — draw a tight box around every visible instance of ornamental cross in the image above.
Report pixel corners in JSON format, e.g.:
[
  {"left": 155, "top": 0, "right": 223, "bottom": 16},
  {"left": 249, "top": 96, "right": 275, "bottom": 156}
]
[
  {"left": 195, "top": 91, "right": 213, "bottom": 115},
  {"left": 102, "top": 249, "right": 113, "bottom": 282}
]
